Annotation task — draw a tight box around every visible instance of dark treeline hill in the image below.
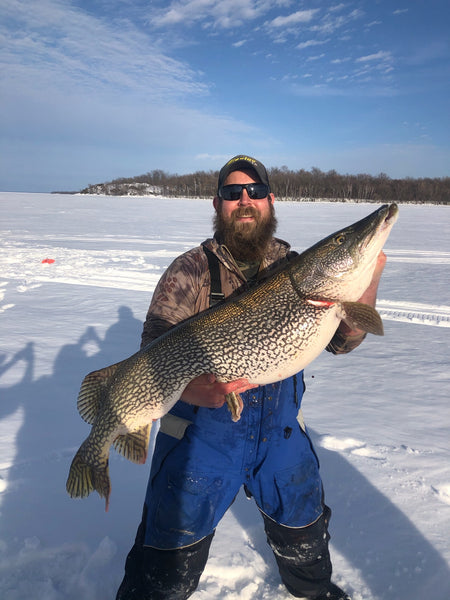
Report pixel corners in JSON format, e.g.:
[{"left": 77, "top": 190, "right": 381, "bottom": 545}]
[{"left": 79, "top": 166, "right": 450, "bottom": 204}]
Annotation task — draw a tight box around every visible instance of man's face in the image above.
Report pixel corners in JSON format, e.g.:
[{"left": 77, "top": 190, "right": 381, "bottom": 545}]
[
  {"left": 213, "top": 169, "right": 274, "bottom": 227},
  {"left": 213, "top": 169, "right": 277, "bottom": 262}
]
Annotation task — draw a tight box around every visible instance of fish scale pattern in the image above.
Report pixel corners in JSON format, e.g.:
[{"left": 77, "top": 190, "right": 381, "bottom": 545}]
[{"left": 135, "top": 271, "right": 329, "bottom": 398}]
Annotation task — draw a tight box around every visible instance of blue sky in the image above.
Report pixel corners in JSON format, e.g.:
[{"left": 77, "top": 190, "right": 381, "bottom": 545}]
[{"left": 1, "top": 0, "right": 449, "bottom": 192}]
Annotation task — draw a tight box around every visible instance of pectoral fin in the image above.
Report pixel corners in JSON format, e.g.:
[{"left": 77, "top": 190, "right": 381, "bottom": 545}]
[
  {"left": 113, "top": 424, "right": 151, "bottom": 464},
  {"left": 341, "top": 302, "right": 384, "bottom": 336}
]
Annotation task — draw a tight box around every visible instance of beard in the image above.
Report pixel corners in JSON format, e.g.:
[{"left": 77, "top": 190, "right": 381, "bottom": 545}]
[{"left": 213, "top": 201, "right": 278, "bottom": 262}]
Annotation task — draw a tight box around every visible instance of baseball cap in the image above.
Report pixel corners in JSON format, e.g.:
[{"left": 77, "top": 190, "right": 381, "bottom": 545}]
[{"left": 217, "top": 155, "right": 270, "bottom": 194}]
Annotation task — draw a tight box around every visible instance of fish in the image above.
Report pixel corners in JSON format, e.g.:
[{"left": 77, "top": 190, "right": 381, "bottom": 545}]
[{"left": 66, "top": 203, "right": 398, "bottom": 510}]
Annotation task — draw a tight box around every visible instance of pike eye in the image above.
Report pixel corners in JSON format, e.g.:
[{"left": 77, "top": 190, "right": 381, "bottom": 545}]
[{"left": 334, "top": 234, "right": 346, "bottom": 245}]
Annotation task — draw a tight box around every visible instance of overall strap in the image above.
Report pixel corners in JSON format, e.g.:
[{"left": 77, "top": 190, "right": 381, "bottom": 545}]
[{"left": 202, "top": 245, "right": 225, "bottom": 307}]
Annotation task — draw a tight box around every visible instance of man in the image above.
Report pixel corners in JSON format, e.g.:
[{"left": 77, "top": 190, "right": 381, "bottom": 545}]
[{"left": 116, "top": 155, "right": 386, "bottom": 600}]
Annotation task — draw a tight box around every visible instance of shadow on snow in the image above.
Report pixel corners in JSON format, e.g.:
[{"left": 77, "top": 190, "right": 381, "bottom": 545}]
[{"left": 0, "top": 306, "right": 448, "bottom": 599}]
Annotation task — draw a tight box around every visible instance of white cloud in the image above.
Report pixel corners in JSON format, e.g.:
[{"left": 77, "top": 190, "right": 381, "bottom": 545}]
[
  {"left": 151, "top": 0, "right": 275, "bottom": 29},
  {"left": 153, "top": 7, "right": 185, "bottom": 26},
  {"left": 151, "top": 0, "right": 218, "bottom": 26},
  {"left": 306, "top": 53, "right": 325, "bottom": 62},
  {"left": 267, "top": 9, "right": 319, "bottom": 28},
  {"left": 290, "top": 79, "right": 398, "bottom": 98},
  {"left": 150, "top": 2, "right": 322, "bottom": 32},
  {"left": 311, "top": 7, "right": 364, "bottom": 34},
  {"left": 356, "top": 50, "right": 392, "bottom": 63},
  {"left": 297, "top": 39, "right": 328, "bottom": 50},
  {"left": 0, "top": 0, "right": 208, "bottom": 101},
  {"left": 328, "top": 4, "right": 346, "bottom": 12},
  {"left": 331, "top": 57, "right": 351, "bottom": 64},
  {"left": 366, "top": 20, "right": 382, "bottom": 28}
]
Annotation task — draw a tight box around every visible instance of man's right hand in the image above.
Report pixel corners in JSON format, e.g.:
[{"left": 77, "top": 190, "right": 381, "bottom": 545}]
[{"left": 181, "top": 374, "right": 258, "bottom": 408}]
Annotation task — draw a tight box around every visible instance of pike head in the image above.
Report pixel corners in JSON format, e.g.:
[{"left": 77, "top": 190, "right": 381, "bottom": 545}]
[{"left": 290, "top": 203, "right": 398, "bottom": 302}]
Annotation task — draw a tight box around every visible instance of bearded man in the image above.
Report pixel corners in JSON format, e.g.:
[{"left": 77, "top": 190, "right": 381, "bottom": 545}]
[{"left": 116, "top": 155, "right": 386, "bottom": 600}]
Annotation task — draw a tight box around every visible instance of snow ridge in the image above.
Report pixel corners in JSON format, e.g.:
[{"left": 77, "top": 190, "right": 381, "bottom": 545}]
[{"left": 377, "top": 300, "right": 450, "bottom": 327}]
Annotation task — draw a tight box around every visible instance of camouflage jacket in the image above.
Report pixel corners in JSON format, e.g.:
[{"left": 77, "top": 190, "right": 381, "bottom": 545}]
[{"left": 141, "top": 236, "right": 365, "bottom": 354}]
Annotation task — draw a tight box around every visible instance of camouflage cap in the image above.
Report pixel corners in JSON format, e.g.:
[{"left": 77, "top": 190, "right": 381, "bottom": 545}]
[{"left": 217, "top": 155, "right": 270, "bottom": 194}]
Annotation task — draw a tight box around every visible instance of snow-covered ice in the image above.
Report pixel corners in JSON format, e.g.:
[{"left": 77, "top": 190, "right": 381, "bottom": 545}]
[{"left": 0, "top": 193, "right": 449, "bottom": 599}]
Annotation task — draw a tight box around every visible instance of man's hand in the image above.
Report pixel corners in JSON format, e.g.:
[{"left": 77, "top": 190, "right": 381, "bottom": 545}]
[{"left": 181, "top": 374, "right": 258, "bottom": 408}]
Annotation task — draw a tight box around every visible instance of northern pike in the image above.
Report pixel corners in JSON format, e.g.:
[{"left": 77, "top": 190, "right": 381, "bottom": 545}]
[{"left": 66, "top": 203, "right": 398, "bottom": 509}]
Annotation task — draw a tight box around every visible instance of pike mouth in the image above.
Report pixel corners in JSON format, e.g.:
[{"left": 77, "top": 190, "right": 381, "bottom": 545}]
[
  {"left": 359, "top": 203, "right": 398, "bottom": 252},
  {"left": 383, "top": 203, "right": 399, "bottom": 227}
]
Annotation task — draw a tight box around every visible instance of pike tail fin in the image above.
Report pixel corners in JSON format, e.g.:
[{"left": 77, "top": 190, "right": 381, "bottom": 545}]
[
  {"left": 66, "top": 446, "right": 111, "bottom": 511},
  {"left": 77, "top": 361, "right": 125, "bottom": 424},
  {"left": 113, "top": 424, "right": 151, "bottom": 464},
  {"left": 341, "top": 301, "right": 384, "bottom": 336}
]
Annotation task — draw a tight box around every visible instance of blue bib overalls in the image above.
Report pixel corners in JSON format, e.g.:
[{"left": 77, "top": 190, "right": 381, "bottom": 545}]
[
  {"left": 116, "top": 242, "right": 342, "bottom": 599},
  {"left": 143, "top": 373, "right": 324, "bottom": 550},
  {"left": 116, "top": 377, "right": 337, "bottom": 600}
]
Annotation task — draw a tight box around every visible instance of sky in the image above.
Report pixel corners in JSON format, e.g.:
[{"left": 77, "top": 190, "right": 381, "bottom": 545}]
[{"left": 1, "top": 0, "right": 449, "bottom": 193}]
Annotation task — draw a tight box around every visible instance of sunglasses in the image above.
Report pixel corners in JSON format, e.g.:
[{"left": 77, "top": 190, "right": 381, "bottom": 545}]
[{"left": 219, "top": 183, "right": 270, "bottom": 201}]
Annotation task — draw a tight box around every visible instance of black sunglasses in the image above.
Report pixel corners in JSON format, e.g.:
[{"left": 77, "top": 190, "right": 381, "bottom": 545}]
[{"left": 219, "top": 183, "right": 270, "bottom": 201}]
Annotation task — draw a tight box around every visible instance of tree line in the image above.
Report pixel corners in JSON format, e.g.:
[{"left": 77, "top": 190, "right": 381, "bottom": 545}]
[{"left": 79, "top": 167, "right": 450, "bottom": 204}]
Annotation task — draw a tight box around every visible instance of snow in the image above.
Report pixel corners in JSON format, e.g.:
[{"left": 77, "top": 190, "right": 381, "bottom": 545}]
[{"left": 0, "top": 192, "right": 449, "bottom": 600}]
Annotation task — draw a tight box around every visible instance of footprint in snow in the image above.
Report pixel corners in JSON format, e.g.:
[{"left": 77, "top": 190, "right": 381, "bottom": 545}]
[
  {"left": 17, "top": 282, "right": 42, "bottom": 293},
  {"left": 318, "top": 435, "right": 385, "bottom": 460},
  {"left": 318, "top": 435, "right": 365, "bottom": 451},
  {"left": 431, "top": 484, "right": 450, "bottom": 505}
]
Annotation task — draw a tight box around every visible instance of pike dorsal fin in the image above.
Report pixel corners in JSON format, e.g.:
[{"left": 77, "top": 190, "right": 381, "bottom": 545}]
[
  {"left": 113, "top": 424, "right": 151, "bottom": 464},
  {"left": 77, "top": 361, "right": 125, "bottom": 423},
  {"left": 341, "top": 302, "right": 384, "bottom": 336}
]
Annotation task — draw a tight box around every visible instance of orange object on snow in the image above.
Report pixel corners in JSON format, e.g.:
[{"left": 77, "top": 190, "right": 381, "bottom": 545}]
[{"left": 41, "top": 258, "right": 55, "bottom": 264}]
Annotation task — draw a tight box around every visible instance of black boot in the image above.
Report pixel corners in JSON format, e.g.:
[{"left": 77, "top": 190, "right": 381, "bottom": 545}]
[
  {"left": 116, "top": 512, "right": 214, "bottom": 600},
  {"left": 315, "top": 582, "right": 351, "bottom": 600},
  {"left": 263, "top": 505, "right": 341, "bottom": 599}
]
